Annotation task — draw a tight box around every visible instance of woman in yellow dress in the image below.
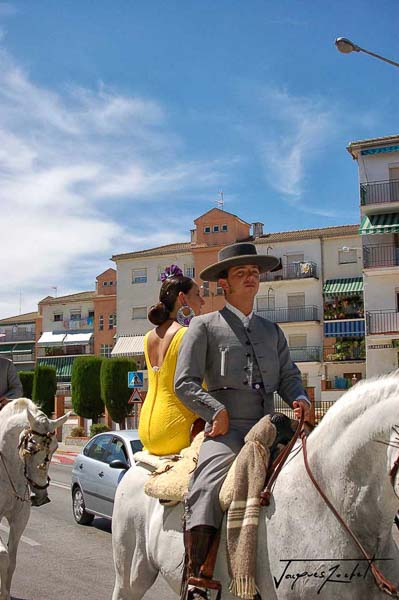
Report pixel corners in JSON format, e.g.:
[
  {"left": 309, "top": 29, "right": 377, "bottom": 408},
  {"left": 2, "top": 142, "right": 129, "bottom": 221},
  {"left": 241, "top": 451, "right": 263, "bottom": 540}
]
[{"left": 138, "top": 264, "right": 204, "bottom": 455}]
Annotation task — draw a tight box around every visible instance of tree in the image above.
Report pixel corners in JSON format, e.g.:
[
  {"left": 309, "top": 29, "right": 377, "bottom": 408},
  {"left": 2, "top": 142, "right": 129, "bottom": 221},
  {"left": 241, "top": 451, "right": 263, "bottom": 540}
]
[
  {"left": 100, "top": 358, "right": 137, "bottom": 428},
  {"left": 19, "top": 370, "right": 35, "bottom": 399},
  {"left": 71, "top": 356, "right": 104, "bottom": 423},
  {"left": 32, "top": 365, "right": 57, "bottom": 417}
]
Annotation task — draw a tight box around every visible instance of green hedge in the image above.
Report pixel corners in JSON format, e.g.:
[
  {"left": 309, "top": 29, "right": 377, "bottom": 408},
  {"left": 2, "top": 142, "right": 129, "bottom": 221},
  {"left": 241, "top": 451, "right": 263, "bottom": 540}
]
[
  {"left": 19, "top": 370, "right": 35, "bottom": 399},
  {"left": 71, "top": 356, "right": 104, "bottom": 422},
  {"left": 90, "top": 423, "right": 111, "bottom": 437},
  {"left": 100, "top": 358, "right": 137, "bottom": 427},
  {"left": 32, "top": 365, "right": 57, "bottom": 417}
]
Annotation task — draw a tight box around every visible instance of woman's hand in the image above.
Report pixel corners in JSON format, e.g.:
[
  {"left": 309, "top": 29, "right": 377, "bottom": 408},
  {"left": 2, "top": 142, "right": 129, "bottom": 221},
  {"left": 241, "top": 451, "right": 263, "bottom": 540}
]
[{"left": 205, "top": 409, "right": 229, "bottom": 438}]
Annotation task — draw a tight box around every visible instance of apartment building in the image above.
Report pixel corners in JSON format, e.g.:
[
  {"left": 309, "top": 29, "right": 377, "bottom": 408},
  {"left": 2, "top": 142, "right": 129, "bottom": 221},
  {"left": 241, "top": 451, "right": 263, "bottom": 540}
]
[
  {"left": 35, "top": 268, "right": 117, "bottom": 382},
  {"left": 348, "top": 134, "right": 399, "bottom": 377},
  {"left": 112, "top": 208, "right": 365, "bottom": 401},
  {"left": 0, "top": 311, "right": 37, "bottom": 372}
]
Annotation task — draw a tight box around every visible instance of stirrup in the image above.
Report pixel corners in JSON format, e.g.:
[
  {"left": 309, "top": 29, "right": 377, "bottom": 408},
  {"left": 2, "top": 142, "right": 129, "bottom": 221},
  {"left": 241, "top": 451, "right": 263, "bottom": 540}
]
[{"left": 187, "top": 576, "right": 222, "bottom": 600}]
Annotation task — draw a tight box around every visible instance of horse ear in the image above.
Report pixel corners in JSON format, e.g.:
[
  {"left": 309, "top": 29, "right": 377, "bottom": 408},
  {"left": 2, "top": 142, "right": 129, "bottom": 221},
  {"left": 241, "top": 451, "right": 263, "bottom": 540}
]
[
  {"left": 49, "top": 411, "right": 71, "bottom": 433},
  {"left": 26, "top": 407, "right": 37, "bottom": 429}
]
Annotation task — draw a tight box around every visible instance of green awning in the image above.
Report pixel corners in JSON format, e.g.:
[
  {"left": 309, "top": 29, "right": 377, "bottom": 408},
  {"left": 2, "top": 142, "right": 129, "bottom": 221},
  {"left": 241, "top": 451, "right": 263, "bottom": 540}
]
[
  {"left": 0, "top": 344, "right": 15, "bottom": 353},
  {"left": 12, "top": 343, "right": 34, "bottom": 353},
  {"left": 323, "top": 277, "right": 363, "bottom": 296},
  {"left": 37, "top": 356, "right": 75, "bottom": 381},
  {"left": 359, "top": 212, "right": 399, "bottom": 235}
]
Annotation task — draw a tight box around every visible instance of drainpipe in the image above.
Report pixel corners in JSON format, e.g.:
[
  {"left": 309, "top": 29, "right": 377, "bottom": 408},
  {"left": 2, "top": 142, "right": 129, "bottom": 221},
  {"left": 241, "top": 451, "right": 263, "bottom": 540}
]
[{"left": 319, "top": 236, "right": 327, "bottom": 380}]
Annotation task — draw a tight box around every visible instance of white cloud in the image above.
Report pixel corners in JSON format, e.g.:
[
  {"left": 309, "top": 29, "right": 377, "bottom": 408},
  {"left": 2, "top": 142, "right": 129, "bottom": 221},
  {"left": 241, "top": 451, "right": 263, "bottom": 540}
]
[
  {"left": 0, "top": 50, "right": 228, "bottom": 318},
  {"left": 260, "top": 87, "right": 334, "bottom": 198}
]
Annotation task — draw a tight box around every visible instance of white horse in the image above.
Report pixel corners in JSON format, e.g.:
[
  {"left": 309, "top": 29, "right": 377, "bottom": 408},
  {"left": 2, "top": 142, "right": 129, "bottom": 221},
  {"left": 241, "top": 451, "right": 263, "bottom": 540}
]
[
  {"left": 0, "top": 398, "right": 69, "bottom": 600},
  {"left": 112, "top": 373, "right": 399, "bottom": 599}
]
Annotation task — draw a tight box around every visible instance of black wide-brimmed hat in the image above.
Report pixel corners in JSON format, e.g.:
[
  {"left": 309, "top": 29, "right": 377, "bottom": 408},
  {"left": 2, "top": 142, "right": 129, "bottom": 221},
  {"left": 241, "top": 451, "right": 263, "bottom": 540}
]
[{"left": 199, "top": 242, "right": 279, "bottom": 282}]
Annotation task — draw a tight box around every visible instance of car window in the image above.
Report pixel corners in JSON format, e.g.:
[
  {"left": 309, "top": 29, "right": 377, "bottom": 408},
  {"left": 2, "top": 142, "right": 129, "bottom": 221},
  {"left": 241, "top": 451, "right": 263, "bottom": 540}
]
[
  {"left": 85, "top": 435, "right": 112, "bottom": 463},
  {"left": 130, "top": 439, "right": 143, "bottom": 455},
  {"left": 105, "top": 437, "right": 130, "bottom": 465}
]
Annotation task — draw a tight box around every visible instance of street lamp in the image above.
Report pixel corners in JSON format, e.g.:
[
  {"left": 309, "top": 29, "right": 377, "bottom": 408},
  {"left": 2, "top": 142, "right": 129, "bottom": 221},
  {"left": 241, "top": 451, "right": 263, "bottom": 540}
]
[{"left": 335, "top": 37, "right": 399, "bottom": 69}]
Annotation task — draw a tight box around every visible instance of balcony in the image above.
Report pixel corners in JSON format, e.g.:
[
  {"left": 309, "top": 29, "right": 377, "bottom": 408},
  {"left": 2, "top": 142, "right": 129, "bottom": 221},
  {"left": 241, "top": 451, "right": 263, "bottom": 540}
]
[
  {"left": 324, "top": 341, "right": 365, "bottom": 362},
  {"left": 289, "top": 346, "right": 321, "bottom": 362},
  {"left": 260, "top": 261, "right": 318, "bottom": 282},
  {"left": 256, "top": 305, "right": 319, "bottom": 323},
  {"left": 0, "top": 331, "right": 35, "bottom": 342},
  {"left": 366, "top": 310, "right": 399, "bottom": 335},
  {"left": 360, "top": 179, "right": 399, "bottom": 206},
  {"left": 363, "top": 244, "right": 399, "bottom": 268}
]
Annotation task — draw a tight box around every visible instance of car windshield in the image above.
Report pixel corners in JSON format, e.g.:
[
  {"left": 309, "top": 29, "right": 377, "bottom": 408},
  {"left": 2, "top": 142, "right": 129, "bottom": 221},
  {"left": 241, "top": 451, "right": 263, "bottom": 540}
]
[{"left": 130, "top": 439, "right": 143, "bottom": 454}]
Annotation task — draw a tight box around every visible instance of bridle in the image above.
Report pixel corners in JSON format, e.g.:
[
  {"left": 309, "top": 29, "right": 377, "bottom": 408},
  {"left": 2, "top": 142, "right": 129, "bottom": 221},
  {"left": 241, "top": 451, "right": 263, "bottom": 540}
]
[
  {"left": 0, "top": 427, "right": 55, "bottom": 503},
  {"left": 18, "top": 427, "right": 55, "bottom": 491},
  {"left": 261, "top": 409, "right": 399, "bottom": 597}
]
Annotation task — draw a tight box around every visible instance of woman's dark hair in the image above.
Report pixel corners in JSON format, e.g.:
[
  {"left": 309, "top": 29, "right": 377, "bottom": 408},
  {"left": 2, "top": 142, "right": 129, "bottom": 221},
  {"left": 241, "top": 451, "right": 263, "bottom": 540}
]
[{"left": 148, "top": 275, "right": 194, "bottom": 326}]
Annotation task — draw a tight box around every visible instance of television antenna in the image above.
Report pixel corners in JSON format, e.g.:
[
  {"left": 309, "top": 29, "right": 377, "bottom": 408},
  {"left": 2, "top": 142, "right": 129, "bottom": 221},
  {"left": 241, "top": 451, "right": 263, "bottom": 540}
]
[{"left": 215, "top": 190, "right": 224, "bottom": 211}]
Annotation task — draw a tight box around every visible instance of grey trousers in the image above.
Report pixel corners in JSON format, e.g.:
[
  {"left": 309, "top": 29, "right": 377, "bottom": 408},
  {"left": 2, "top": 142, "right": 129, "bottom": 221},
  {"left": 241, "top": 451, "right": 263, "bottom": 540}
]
[{"left": 184, "top": 416, "right": 262, "bottom": 530}]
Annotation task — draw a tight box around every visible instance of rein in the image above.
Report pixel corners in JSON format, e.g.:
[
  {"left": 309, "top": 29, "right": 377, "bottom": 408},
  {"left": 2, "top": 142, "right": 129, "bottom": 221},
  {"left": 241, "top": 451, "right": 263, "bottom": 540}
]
[
  {"left": 17, "top": 427, "right": 55, "bottom": 492},
  {"left": 260, "top": 408, "right": 398, "bottom": 596}
]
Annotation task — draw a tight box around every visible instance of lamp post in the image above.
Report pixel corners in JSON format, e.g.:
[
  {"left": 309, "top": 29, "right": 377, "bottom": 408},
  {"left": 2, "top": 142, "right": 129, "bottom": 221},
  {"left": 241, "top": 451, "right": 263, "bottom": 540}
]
[{"left": 335, "top": 37, "right": 399, "bottom": 69}]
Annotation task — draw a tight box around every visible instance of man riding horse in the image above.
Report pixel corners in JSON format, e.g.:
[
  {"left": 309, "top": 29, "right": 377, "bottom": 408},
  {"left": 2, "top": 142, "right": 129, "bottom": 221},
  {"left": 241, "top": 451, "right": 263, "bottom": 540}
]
[{"left": 174, "top": 242, "right": 311, "bottom": 600}]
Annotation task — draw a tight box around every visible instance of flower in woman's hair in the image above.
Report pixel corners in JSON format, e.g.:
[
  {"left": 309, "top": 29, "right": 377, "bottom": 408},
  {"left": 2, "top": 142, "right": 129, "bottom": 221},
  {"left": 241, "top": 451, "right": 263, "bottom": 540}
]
[{"left": 160, "top": 264, "right": 183, "bottom": 282}]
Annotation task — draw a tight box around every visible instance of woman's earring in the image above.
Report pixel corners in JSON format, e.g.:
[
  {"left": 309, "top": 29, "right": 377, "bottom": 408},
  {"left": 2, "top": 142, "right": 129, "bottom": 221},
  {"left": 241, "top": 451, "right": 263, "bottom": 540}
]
[{"left": 176, "top": 305, "right": 195, "bottom": 326}]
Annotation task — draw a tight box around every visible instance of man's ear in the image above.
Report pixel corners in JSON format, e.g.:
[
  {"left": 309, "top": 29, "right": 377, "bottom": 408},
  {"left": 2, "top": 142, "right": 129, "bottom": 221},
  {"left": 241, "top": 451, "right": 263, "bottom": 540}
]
[{"left": 218, "top": 278, "right": 228, "bottom": 292}]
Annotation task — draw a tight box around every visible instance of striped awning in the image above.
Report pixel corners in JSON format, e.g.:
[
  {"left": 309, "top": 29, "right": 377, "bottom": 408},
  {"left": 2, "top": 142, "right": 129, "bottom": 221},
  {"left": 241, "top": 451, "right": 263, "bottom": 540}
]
[
  {"left": 323, "top": 277, "right": 363, "bottom": 296},
  {"left": 0, "top": 344, "right": 15, "bottom": 353},
  {"left": 359, "top": 212, "right": 399, "bottom": 235},
  {"left": 37, "top": 356, "right": 75, "bottom": 381},
  {"left": 12, "top": 343, "right": 34, "bottom": 353},
  {"left": 111, "top": 335, "right": 145, "bottom": 357},
  {"left": 324, "top": 320, "right": 365, "bottom": 338}
]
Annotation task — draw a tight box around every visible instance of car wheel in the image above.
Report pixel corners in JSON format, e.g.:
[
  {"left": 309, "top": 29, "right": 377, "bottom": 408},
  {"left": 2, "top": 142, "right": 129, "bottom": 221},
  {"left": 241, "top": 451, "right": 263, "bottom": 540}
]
[{"left": 72, "top": 486, "right": 94, "bottom": 525}]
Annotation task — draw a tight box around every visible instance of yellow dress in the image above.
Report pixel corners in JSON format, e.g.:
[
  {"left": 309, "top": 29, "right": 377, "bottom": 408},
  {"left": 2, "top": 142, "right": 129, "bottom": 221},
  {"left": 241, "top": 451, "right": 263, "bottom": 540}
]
[{"left": 138, "top": 327, "right": 197, "bottom": 455}]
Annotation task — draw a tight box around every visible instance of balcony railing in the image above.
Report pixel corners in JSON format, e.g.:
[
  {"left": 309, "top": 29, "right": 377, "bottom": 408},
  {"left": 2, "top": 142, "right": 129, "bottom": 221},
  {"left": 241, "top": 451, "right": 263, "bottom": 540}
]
[
  {"left": 363, "top": 244, "right": 399, "bottom": 268},
  {"left": 13, "top": 352, "right": 35, "bottom": 363},
  {"left": 256, "top": 305, "right": 319, "bottom": 323},
  {"left": 0, "top": 331, "right": 35, "bottom": 342},
  {"left": 289, "top": 346, "right": 321, "bottom": 362},
  {"left": 360, "top": 179, "right": 399, "bottom": 205},
  {"left": 324, "top": 344, "right": 365, "bottom": 362},
  {"left": 366, "top": 310, "right": 399, "bottom": 335},
  {"left": 260, "top": 261, "right": 318, "bottom": 282}
]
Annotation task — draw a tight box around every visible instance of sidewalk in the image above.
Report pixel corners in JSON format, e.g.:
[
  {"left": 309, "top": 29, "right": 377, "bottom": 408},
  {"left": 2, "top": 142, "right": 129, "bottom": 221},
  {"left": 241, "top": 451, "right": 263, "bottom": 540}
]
[{"left": 53, "top": 441, "right": 82, "bottom": 465}]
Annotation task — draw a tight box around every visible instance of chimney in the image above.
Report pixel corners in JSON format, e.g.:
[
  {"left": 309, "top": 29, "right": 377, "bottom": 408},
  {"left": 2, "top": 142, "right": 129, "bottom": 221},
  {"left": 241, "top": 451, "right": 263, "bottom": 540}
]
[{"left": 252, "top": 222, "right": 264, "bottom": 238}]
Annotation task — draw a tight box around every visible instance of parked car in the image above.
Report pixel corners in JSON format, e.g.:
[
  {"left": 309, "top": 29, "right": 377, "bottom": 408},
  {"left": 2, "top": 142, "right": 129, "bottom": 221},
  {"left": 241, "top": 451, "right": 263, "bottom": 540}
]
[{"left": 71, "top": 430, "right": 143, "bottom": 525}]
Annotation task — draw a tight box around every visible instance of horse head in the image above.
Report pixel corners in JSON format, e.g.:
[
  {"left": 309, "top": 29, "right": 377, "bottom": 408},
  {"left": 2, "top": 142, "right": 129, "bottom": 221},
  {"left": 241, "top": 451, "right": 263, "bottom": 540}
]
[{"left": 18, "top": 408, "right": 70, "bottom": 506}]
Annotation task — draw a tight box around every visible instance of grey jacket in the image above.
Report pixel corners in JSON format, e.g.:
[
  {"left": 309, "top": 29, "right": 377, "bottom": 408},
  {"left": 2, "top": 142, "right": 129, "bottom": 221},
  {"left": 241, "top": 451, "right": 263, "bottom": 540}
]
[
  {"left": 174, "top": 307, "right": 306, "bottom": 423},
  {"left": 0, "top": 357, "right": 23, "bottom": 399}
]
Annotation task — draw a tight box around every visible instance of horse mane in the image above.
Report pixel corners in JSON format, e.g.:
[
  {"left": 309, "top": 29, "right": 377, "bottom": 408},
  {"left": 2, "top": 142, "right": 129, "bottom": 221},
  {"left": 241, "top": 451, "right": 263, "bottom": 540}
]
[
  {"left": 0, "top": 398, "right": 41, "bottom": 436},
  {"left": 310, "top": 371, "right": 399, "bottom": 462}
]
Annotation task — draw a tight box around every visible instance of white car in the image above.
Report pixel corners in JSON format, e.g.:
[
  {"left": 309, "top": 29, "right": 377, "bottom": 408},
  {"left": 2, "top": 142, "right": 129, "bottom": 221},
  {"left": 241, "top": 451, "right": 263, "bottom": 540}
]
[{"left": 71, "top": 430, "right": 143, "bottom": 524}]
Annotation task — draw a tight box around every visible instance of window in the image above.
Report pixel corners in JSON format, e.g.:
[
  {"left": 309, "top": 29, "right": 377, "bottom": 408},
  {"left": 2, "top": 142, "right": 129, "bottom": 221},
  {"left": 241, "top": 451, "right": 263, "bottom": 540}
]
[
  {"left": 301, "top": 373, "right": 309, "bottom": 388},
  {"left": 288, "top": 293, "right": 305, "bottom": 308},
  {"left": 202, "top": 282, "right": 210, "bottom": 297},
  {"left": 338, "top": 249, "right": 357, "bottom": 264},
  {"left": 289, "top": 334, "right": 307, "bottom": 348},
  {"left": 185, "top": 266, "right": 195, "bottom": 278},
  {"left": 70, "top": 310, "right": 81, "bottom": 322},
  {"left": 103, "top": 281, "right": 108, "bottom": 286},
  {"left": 132, "top": 268, "right": 147, "bottom": 284},
  {"left": 108, "top": 314, "right": 117, "bottom": 329},
  {"left": 287, "top": 253, "right": 304, "bottom": 265},
  {"left": 88, "top": 310, "right": 94, "bottom": 319},
  {"left": 132, "top": 306, "right": 147, "bottom": 320},
  {"left": 109, "top": 281, "right": 114, "bottom": 286},
  {"left": 84, "top": 435, "right": 111, "bottom": 462},
  {"left": 203, "top": 226, "right": 211, "bottom": 234},
  {"left": 397, "top": 292, "right": 399, "bottom": 312},
  {"left": 106, "top": 437, "right": 129, "bottom": 465},
  {"left": 221, "top": 224, "right": 228, "bottom": 232},
  {"left": 99, "top": 315, "right": 104, "bottom": 331},
  {"left": 53, "top": 313, "right": 63, "bottom": 322},
  {"left": 257, "top": 294, "right": 275, "bottom": 311},
  {"left": 100, "top": 344, "right": 112, "bottom": 358},
  {"left": 213, "top": 225, "right": 219, "bottom": 233},
  {"left": 216, "top": 284, "right": 224, "bottom": 296}
]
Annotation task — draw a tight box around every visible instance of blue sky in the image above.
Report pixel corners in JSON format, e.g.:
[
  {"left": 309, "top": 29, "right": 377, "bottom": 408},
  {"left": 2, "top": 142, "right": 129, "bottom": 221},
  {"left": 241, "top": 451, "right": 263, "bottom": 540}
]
[{"left": 0, "top": 1, "right": 398, "bottom": 318}]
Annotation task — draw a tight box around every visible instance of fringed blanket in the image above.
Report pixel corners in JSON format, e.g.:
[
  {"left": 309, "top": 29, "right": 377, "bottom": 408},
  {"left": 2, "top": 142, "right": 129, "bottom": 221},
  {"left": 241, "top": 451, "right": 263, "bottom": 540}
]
[{"left": 227, "top": 415, "right": 276, "bottom": 599}]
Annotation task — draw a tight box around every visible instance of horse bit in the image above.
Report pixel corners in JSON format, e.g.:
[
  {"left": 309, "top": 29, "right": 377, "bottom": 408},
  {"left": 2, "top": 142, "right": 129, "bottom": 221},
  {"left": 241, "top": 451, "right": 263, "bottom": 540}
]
[{"left": 0, "top": 427, "right": 55, "bottom": 504}]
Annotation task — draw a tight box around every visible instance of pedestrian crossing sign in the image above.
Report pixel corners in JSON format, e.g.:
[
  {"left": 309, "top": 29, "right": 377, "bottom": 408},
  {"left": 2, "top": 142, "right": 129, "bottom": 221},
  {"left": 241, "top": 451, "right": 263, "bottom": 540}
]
[{"left": 128, "top": 371, "right": 144, "bottom": 389}]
